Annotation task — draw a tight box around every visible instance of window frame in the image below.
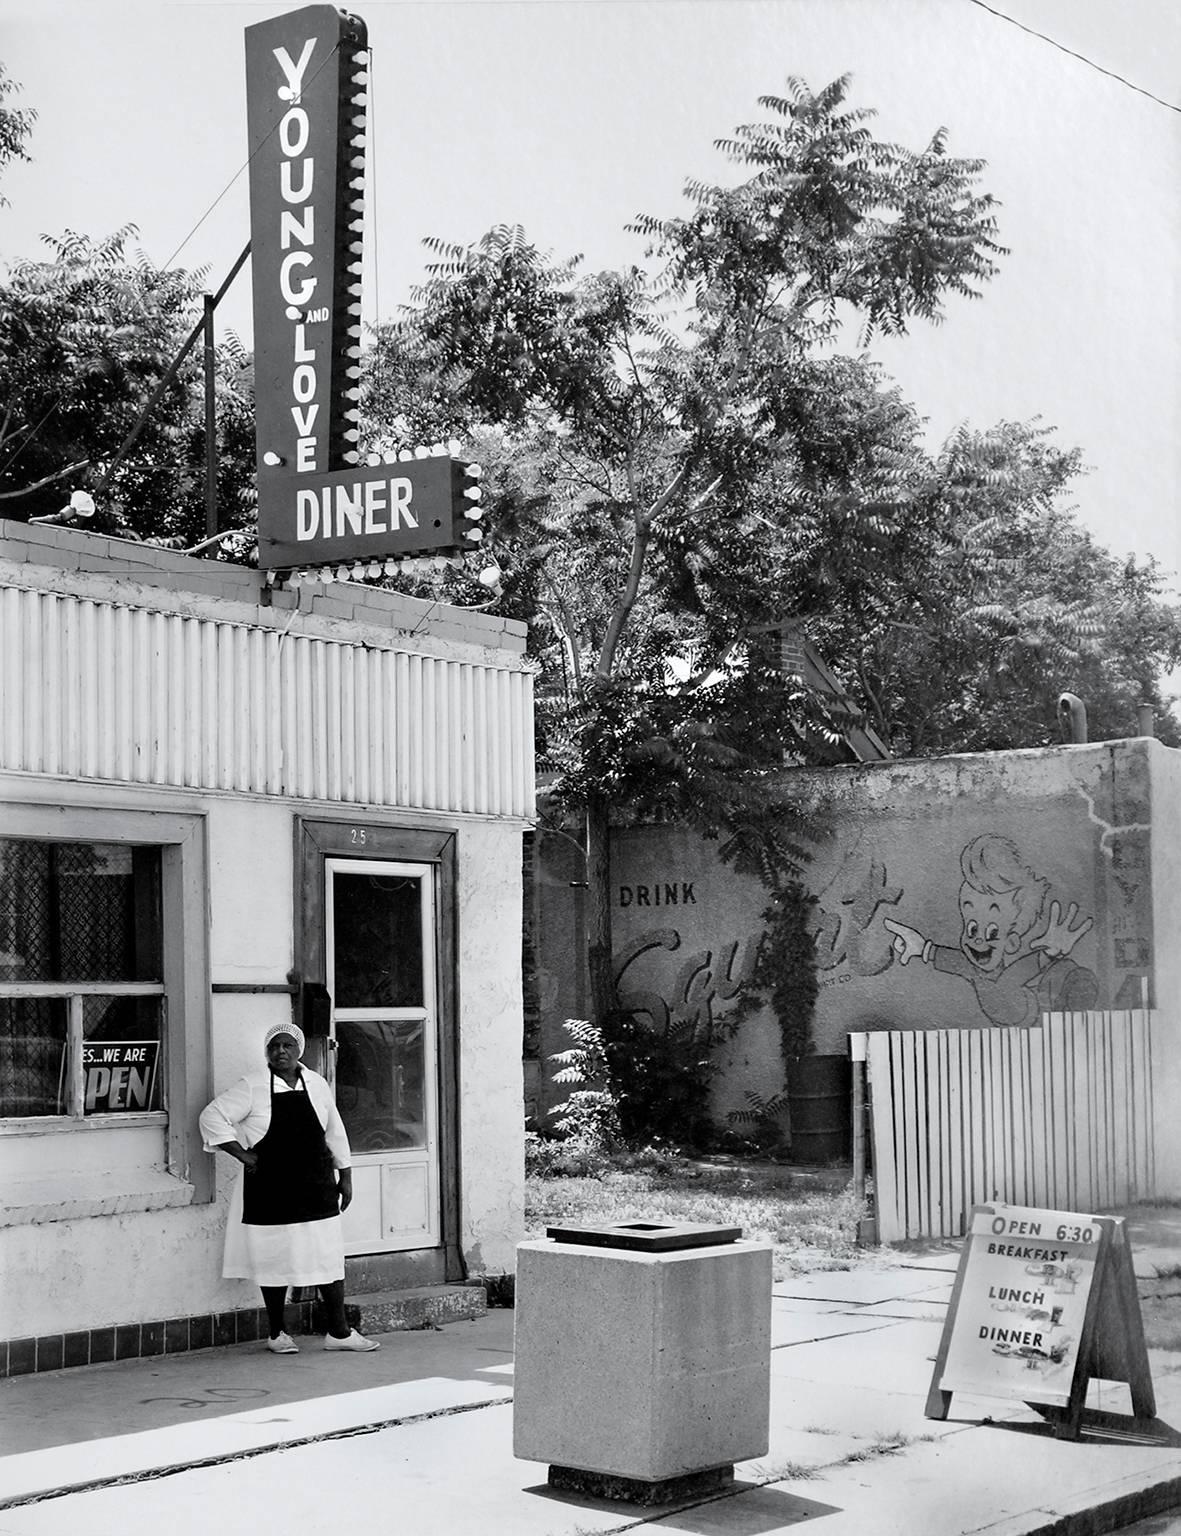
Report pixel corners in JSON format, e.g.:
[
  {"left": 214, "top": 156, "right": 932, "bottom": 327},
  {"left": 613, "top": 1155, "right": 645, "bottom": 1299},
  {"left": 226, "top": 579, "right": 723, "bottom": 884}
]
[
  {"left": 0, "top": 982, "right": 167, "bottom": 1123},
  {"left": 0, "top": 803, "right": 212, "bottom": 1203}
]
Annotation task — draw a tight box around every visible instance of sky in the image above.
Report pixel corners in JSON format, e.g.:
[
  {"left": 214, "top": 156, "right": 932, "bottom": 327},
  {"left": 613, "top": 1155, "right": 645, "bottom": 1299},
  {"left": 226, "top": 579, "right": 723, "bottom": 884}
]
[{"left": 2, "top": 0, "right": 1179, "bottom": 577}]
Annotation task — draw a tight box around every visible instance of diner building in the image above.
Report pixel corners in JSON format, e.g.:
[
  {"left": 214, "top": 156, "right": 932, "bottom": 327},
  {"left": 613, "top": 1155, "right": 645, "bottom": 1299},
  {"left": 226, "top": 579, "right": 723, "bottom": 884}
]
[{"left": 0, "top": 517, "right": 534, "bottom": 1372}]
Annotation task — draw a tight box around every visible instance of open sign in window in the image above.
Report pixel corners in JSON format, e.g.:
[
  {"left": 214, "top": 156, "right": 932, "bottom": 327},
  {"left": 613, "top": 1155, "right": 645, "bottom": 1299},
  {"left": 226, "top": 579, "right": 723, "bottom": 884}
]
[{"left": 71, "top": 1038, "right": 162, "bottom": 1114}]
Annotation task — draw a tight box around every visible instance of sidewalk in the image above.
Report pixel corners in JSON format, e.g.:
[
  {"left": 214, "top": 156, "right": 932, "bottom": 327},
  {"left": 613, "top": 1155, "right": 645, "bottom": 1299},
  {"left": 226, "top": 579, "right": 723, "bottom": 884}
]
[{"left": 2, "top": 1211, "right": 1181, "bottom": 1535}]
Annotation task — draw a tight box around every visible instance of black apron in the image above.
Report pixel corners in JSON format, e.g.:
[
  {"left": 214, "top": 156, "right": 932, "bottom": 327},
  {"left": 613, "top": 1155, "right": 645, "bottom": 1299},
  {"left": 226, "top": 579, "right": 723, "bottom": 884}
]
[{"left": 242, "top": 1072, "right": 341, "bottom": 1226}]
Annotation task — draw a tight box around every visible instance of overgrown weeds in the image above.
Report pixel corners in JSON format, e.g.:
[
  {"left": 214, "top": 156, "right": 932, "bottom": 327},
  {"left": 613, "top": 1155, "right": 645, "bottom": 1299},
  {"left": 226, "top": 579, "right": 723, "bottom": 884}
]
[
  {"left": 529, "top": 1016, "right": 866, "bottom": 1276},
  {"left": 524, "top": 1153, "right": 867, "bottom": 1278}
]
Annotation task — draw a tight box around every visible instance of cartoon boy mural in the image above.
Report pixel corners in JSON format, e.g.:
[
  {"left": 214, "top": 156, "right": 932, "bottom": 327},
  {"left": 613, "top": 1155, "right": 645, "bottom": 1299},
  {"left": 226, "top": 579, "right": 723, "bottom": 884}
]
[{"left": 883, "top": 834, "right": 1099, "bottom": 1026}]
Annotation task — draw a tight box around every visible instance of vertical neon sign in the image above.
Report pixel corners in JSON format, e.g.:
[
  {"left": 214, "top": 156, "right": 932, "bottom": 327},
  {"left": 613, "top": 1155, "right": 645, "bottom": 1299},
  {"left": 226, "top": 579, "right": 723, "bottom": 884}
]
[
  {"left": 246, "top": 5, "right": 368, "bottom": 563},
  {"left": 245, "top": 6, "right": 483, "bottom": 571}
]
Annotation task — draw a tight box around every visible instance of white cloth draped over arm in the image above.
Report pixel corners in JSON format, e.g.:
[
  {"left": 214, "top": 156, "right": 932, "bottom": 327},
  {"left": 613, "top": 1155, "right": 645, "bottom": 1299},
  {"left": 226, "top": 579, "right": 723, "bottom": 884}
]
[
  {"left": 302, "top": 1070, "right": 352, "bottom": 1169},
  {"left": 199, "top": 1076, "right": 266, "bottom": 1153}
]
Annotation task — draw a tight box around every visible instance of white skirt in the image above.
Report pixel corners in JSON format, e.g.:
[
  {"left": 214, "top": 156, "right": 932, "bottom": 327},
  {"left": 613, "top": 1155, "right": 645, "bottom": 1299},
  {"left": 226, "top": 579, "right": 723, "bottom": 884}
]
[{"left": 222, "top": 1167, "right": 345, "bottom": 1287}]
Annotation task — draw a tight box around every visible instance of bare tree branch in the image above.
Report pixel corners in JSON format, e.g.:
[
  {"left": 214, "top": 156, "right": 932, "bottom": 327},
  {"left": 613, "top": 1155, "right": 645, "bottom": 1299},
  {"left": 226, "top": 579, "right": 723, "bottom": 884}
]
[{"left": 0, "top": 458, "right": 89, "bottom": 500}]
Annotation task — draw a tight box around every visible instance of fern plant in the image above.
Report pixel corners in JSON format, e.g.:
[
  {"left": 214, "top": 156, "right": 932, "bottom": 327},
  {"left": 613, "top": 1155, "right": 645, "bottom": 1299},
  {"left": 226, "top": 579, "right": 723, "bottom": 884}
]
[
  {"left": 727, "top": 1088, "right": 791, "bottom": 1152},
  {"left": 548, "top": 1017, "right": 623, "bottom": 1149}
]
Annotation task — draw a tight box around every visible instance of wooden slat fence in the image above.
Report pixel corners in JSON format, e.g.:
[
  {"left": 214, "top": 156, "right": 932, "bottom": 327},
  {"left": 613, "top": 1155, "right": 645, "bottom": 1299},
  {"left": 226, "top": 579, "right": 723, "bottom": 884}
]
[{"left": 852, "top": 1010, "right": 1165, "bottom": 1243}]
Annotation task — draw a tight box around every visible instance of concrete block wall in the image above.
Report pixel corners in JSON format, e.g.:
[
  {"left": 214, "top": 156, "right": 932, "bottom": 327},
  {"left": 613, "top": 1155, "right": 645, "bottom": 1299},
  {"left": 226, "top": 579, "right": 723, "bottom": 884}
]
[{"left": 534, "top": 738, "right": 1178, "bottom": 1128}]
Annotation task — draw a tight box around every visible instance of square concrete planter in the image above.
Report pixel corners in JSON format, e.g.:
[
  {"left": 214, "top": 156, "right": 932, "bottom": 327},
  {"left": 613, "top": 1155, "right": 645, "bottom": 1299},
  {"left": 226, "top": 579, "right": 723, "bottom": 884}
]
[{"left": 513, "top": 1228, "right": 772, "bottom": 1500}]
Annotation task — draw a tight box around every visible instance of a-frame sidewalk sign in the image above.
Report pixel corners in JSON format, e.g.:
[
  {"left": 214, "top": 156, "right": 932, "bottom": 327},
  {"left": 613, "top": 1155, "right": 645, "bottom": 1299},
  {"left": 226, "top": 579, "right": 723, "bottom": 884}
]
[{"left": 926, "top": 1203, "right": 1155, "bottom": 1440}]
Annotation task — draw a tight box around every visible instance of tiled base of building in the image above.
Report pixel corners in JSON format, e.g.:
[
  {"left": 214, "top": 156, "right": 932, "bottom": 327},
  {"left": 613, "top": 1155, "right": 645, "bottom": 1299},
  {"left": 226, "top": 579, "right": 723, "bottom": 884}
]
[
  {"left": 0, "top": 1297, "right": 353, "bottom": 1378},
  {"left": 0, "top": 1281, "right": 491, "bottom": 1377}
]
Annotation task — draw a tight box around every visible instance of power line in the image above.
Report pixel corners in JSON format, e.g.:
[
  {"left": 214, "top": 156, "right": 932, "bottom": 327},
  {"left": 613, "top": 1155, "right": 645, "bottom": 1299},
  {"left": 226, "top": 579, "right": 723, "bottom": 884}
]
[
  {"left": 160, "top": 38, "right": 344, "bottom": 271},
  {"left": 968, "top": 0, "right": 1181, "bottom": 116}
]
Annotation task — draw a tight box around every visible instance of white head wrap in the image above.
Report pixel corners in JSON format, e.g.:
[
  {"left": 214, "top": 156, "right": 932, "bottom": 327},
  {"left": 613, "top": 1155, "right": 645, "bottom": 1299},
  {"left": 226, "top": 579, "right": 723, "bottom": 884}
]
[{"left": 263, "top": 1022, "right": 305, "bottom": 1057}]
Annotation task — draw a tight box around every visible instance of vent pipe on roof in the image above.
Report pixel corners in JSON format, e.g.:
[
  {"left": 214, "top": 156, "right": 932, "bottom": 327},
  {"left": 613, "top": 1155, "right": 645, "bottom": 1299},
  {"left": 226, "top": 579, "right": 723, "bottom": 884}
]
[{"left": 1058, "top": 692, "right": 1088, "bottom": 744}]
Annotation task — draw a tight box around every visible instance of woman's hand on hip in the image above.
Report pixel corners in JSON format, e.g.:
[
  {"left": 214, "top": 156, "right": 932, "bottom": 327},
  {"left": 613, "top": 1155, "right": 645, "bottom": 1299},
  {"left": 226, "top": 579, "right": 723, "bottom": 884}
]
[{"left": 216, "top": 1142, "right": 258, "bottom": 1172}]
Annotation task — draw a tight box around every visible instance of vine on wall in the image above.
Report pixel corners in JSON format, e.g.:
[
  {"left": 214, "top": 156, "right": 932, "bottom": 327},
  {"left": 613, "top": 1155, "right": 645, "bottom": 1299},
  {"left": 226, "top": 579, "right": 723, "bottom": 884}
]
[{"left": 749, "top": 880, "right": 821, "bottom": 1064}]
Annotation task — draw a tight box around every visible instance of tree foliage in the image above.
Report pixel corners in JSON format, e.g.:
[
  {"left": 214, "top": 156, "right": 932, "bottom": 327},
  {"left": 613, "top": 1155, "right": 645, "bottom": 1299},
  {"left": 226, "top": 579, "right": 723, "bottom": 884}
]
[
  {"left": 0, "top": 70, "right": 255, "bottom": 540},
  {"left": 0, "top": 224, "right": 256, "bottom": 543},
  {"left": 794, "top": 418, "right": 1181, "bottom": 752},
  {"left": 362, "top": 77, "right": 1016, "bottom": 1028},
  {"left": 0, "top": 63, "right": 35, "bottom": 206}
]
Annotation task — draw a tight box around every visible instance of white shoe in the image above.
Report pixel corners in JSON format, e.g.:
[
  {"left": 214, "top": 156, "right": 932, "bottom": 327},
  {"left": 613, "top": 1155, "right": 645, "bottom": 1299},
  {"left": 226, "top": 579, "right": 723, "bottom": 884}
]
[
  {"left": 266, "top": 1331, "right": 299, "bottom": 1354},
  {"left": 324, "top": 1328, "right": 380, "bottom": 1352}
]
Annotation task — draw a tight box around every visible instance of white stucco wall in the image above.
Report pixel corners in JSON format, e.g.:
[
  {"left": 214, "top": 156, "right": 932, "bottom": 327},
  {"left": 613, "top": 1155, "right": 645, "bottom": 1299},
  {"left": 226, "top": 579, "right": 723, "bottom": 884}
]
[
  {"left": 456, "top": 819, "right": 526, "bottom": 1276},
  {"left": 1147, "top": 744, "right": 1181, "bottom": 1188},
  {"left": 0, "top": 775, "right": 526, "bottom": 1338}
]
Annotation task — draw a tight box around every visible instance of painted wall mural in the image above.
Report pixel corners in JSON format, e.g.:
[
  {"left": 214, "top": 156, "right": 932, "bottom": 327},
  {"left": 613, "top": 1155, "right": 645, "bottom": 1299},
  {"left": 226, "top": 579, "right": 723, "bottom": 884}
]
[
  {"left": 884, "top": 834, "right": 1098, "bottom": 1026},
  {"left": 613, "top": 928, "right": 757, "bottom": 1040},
  {"left": 533, "top": 740, "right": 1161, "bottom": 1123}
]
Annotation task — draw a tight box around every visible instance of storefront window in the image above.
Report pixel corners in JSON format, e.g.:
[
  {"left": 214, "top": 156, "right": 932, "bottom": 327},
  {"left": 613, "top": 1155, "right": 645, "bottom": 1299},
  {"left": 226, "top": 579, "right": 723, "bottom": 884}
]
[
  {"left": 332, "top": 871, "right": 424, "bottom": 1007},
  {"left": 0, "top": 840, "right": 165, "bottom": 1118},
  {"left": 331, "top": 869, "right": 430, "bottom": 1155}
]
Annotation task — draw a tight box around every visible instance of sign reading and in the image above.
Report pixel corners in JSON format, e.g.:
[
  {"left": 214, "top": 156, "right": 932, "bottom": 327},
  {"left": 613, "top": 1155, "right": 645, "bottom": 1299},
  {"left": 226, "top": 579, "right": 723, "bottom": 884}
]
[
  {"left": 244, "top": 7, "right": 483, "bottom": 571},
  {"left": 927, "top": 1203, "right": 1154, "bottom": 1439}
]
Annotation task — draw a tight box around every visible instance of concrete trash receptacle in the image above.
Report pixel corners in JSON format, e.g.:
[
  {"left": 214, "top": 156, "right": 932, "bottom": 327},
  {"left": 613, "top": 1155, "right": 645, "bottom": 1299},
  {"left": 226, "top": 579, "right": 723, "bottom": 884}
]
[{"left": 513, "top": 1221, "right": 773, "bottom": 1504}]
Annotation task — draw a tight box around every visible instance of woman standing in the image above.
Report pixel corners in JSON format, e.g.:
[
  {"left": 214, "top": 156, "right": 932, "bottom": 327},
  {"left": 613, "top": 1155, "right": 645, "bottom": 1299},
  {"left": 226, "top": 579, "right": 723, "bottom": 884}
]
[{"left": 200, "top": 1022, "right": 380, "bottom": 1354}]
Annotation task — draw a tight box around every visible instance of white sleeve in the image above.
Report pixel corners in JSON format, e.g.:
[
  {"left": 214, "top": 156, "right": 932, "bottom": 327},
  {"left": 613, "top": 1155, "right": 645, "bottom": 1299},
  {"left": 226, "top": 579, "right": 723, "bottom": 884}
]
[
  {"left": 199, "top": 1077, "right": 256, "bottom": 1153},
  {"left": 323, "top": 1097, "right": 352, "bottom": 1171},
  {"left": 306, "top": 1071, "right": 352, "bottom": 1169}
]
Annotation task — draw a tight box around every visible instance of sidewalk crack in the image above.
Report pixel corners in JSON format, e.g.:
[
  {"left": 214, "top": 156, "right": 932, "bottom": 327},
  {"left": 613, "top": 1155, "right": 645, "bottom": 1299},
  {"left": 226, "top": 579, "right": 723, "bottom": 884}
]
[{"left": 0, "top": 1393, "right": 515, "bottom": 1512}]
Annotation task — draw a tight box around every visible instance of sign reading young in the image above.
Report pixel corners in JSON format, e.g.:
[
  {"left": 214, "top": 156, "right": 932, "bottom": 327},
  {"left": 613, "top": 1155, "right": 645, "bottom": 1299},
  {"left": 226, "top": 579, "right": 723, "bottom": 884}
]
[
  {"left": 245, "top": 7, "right": 483, "bottom": 571},
  {"left": 246, "top": 6, "right": 367, "bottom": 483}
]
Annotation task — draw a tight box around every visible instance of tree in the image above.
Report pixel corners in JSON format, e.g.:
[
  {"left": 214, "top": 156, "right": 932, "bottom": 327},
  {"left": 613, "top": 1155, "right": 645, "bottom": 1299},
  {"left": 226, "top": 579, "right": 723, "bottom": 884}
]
[
  {"left": 362, "top": 77, "right": 1008, "bottom": 1029},
  {"left": 0, "top": 225, "right": 256, "bottom": 542},
  {"left": 801, "top": 419, "right": 1181, "bottom": 753},
  {"left": 0, "top": 71, "right": 255, "bottom": 539},
  {"left": 0, "top": 63, "right": 35, "bottom": 206}
]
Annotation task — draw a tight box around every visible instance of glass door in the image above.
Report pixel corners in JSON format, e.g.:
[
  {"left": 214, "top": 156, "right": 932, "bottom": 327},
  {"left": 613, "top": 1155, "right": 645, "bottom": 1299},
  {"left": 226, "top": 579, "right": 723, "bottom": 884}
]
[{"left": 325, "top": 859, "right": 440, "bottom": 1254}]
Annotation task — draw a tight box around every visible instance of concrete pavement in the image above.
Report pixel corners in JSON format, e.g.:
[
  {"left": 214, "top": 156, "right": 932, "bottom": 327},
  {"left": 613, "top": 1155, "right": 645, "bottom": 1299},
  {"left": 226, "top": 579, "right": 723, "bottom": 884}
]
[{"left": 3, "top": 1218, "right": 1181, "bottom": 1535}]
